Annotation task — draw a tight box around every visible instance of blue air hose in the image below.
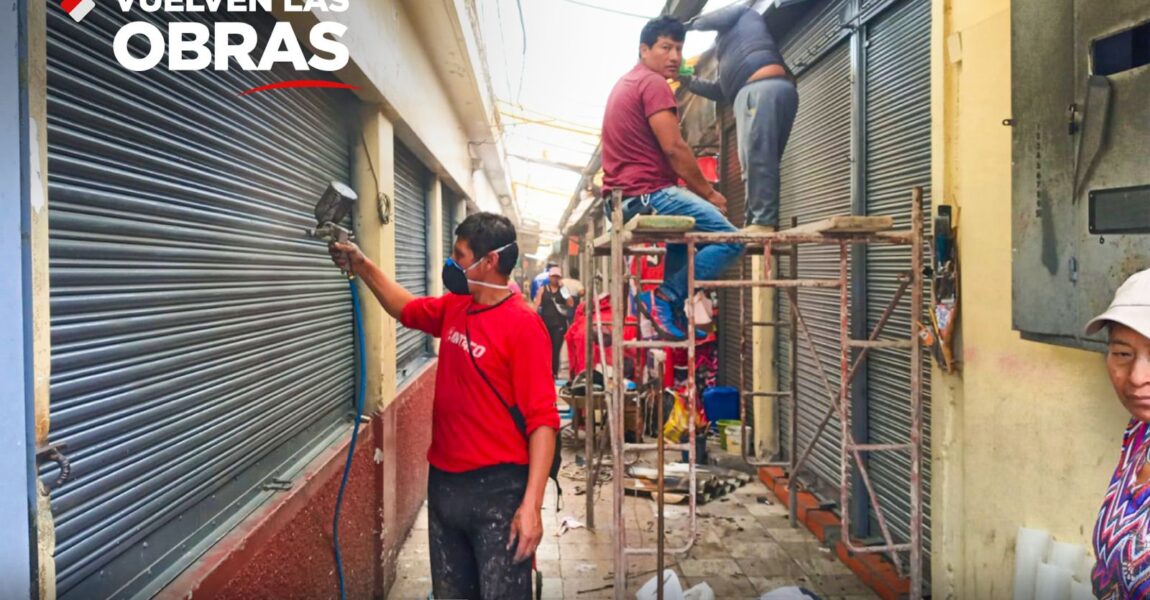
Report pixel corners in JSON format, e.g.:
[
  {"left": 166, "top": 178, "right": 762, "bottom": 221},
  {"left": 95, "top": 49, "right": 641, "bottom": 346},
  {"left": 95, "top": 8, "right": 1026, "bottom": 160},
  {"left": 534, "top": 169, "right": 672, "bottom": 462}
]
[{"left": 334, "top": 277, "right": 367, "bottom": 600}]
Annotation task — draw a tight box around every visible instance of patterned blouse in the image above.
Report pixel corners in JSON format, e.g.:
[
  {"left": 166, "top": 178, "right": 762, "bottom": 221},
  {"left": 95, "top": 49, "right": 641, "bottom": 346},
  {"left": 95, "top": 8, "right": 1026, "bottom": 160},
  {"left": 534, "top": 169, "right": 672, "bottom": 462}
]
[{"left": 1095, "top": 418, "right": 1150, "bottom": 599}]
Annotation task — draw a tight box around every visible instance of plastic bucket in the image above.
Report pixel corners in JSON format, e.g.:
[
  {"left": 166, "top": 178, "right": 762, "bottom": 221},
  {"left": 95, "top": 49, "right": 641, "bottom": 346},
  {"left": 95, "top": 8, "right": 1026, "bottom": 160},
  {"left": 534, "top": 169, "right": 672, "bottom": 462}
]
[{"left": 702, "top": 386, "right": 739, "bottom": 422}]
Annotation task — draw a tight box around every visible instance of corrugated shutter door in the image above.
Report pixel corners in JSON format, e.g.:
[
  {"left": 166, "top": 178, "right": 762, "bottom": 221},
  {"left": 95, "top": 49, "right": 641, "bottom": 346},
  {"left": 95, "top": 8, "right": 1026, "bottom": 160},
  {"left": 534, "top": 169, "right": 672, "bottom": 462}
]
[
  {"left": 780, "top": 0, "right": 849, "bottom": 72},
  {"left": 863, "top": 0, "right": 932, "bottom": 580},
  {"left": 394, "top": 142, "right": 430, "bottom": 373},
  {"left": 442, "top": 187, "right": 458, "bottom": 260},
  {"left": 718, "top": 107, "right": 752, "bottom": 391},
  {"left": 776, "top": 42, "right": 853, "bottom": 494},
  {"left": 43, "top": 7, "right": 354, "bottom": 599}
]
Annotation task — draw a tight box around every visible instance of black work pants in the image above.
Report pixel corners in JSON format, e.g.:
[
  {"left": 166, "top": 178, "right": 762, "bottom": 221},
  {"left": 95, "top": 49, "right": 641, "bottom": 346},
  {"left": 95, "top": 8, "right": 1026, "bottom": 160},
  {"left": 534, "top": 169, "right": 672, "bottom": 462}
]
[
  {"left": 428, "top": 464, "right": 531, "bottom": 600},
  {"left": 546, "top": 325, "right": 567, "bottom": 379}
]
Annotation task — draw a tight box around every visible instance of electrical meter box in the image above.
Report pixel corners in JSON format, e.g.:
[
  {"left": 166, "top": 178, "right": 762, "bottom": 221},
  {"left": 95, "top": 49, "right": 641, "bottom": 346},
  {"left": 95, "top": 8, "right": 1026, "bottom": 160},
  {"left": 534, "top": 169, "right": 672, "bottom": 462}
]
[{"left": 1012, "top": 0, "right": 1150, "bottom": 351}]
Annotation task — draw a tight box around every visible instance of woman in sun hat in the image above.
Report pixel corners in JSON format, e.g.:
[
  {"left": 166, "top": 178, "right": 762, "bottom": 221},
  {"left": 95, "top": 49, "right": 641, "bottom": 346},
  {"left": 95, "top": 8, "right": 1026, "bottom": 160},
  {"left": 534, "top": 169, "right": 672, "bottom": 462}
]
[{"left": 1090, "top": 268, "right": 1150, "bottom": 599}]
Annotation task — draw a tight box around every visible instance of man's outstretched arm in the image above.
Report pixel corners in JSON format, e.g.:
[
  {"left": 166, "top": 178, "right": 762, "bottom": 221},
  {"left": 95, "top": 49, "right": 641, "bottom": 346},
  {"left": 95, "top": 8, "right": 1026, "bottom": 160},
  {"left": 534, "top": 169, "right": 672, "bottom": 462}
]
[
  {"left": 330, "top": 241, "right": 415, "bottom": 320},
  {"left": 687, "top": 4, "right": 746, "bottom": 32},
  {"left": 649, "top": 109, "right": 729, "bottom": 214},
  {"left": 685, "top": 75, "right": 725, "bottom": 102}
]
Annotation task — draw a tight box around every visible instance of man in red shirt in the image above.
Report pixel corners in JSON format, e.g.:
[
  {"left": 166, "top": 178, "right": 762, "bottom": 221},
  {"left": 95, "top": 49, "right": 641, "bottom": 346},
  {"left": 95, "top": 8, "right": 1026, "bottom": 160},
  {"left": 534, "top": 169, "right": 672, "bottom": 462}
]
[
  {"left": 330, "top": 212, "right": 559, "bottom": 599},
  {"left": 601, "top": 16, "right": 744, "bottom": 341}
]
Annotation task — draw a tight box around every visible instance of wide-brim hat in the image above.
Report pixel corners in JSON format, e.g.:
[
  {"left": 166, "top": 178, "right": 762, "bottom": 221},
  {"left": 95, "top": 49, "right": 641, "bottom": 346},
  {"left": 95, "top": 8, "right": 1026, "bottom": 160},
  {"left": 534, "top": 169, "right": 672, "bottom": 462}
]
[{"left": 1085, "top": 267, "right": 1150, "bottom": 338}]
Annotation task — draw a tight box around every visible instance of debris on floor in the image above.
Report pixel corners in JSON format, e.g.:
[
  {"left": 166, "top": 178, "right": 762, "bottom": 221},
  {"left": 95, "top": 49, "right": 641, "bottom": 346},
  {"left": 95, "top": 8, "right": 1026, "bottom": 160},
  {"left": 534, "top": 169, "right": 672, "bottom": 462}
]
[
  {"left": 386, "top": 443, "right": 881, "bottom": 600},
  {"left": 623, "top": 463, "right": 752, "bottom": 504},
  {"left": 557, "top": 515, "right": 586, "bottom": 536},
  {"left": 636, "top": 570, "right": 716, "bottom": 600},
  {"left": 759, "top": 586, "right": 822, "bottom": 600}
]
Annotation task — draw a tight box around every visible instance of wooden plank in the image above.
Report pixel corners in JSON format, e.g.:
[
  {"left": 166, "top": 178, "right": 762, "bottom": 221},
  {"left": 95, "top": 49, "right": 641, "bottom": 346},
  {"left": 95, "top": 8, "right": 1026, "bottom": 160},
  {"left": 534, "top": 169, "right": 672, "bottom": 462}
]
[
  {"left": 628, "top": 215, "right": 695, "bottom": 232},
  {"left": 591, "top": 230, "right": 624, "bottom": 250},
  {"left": 782, "top": 215, "right": 894, "bottom": 235},
  {"left": 591, "top": 215, "right": 696, "bottom": 249}
]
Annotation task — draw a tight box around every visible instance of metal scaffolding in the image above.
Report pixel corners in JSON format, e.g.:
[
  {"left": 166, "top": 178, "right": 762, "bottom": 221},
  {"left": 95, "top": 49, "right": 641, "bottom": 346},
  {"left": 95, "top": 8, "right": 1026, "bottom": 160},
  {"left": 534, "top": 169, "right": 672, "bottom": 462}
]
[{"left": 575, "top": 187, "right": 926, "bottom": 600}]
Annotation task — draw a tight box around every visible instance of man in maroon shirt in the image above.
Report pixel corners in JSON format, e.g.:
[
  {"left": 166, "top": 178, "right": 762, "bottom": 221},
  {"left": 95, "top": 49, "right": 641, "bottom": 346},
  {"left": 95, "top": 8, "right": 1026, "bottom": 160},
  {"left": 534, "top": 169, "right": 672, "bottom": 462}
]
[
  {"left": 601, "top": 16, "right": 744, "bottom": 341},
  {"left": 330, "top": 212, "right": 559, "bottom": 599}
]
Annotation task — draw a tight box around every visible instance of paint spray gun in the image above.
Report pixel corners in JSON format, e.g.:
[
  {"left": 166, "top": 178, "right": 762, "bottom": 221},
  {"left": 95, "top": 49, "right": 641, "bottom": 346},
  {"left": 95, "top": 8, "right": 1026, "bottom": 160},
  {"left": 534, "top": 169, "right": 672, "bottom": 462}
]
[{"left": 306, "top": 181, "right": 359, "bottom": 274}]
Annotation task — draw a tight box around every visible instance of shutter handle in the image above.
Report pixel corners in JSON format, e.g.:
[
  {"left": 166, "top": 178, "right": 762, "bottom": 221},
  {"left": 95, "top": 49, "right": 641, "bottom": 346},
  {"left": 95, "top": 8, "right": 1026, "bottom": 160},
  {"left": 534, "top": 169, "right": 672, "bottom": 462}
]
[
  {"left": 378, "top": 192, "right": 392, "bottom": 225},
  {"left": 36, "top": 443, "right": 71, "bottom": 490}
]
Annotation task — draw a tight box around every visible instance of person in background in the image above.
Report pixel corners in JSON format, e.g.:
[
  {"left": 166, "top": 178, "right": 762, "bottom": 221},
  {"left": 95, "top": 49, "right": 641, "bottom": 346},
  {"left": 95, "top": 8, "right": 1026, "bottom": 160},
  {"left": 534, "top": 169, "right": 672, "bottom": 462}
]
[
  {"left": 600, "top": 16, "right": 744, "bottom": 342},
  {"left": 530, "top": 262, "right": 557, "bottom": 302},
  {"left": 682, "top": 3, "right": 798, "bottom": 233},
  {"left": 534, "top": 266, "right": 574, "bottom": 379},
  {"left": 329, "top": 212, "right": 559, "bottom": 599},
  {"left": 1089, "top": 267, "right": 1150, "bottom": 599}
]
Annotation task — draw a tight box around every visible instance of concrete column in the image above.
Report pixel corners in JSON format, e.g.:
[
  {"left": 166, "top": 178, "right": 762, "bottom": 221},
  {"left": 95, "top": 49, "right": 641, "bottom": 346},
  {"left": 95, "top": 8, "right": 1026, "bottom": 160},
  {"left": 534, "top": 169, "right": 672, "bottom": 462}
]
[
  {"left": 428, "top": 179, "right": 443, "bottom": 354},
  {"left": 353, "top": 105, "right": 397, "bottom": 415},
  {"left": 753, "top": 256, "right": 778, "bottom": 457},
  {"left": 931, "top": 0, "right": 965, "bottom": 597}
]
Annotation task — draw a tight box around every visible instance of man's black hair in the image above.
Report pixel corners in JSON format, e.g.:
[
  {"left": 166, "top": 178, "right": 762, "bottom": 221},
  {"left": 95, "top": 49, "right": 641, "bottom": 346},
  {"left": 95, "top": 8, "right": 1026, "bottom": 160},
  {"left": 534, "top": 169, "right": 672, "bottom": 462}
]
[
  {"left": 640, "top": 16, "right": 686, "bottom": 49},
  {"left": 455, "top": 212, "right": 519, "bottom": 276}
]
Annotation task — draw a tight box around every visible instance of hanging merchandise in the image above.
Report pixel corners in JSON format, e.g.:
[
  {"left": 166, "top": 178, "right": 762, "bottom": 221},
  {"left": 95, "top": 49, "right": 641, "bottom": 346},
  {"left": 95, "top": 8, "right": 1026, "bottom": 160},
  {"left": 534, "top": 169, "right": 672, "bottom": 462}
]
[
  {"left": 663, "top": 342, "right": 718, "bottom": 390},
  {"left": 922, "top": 204, "right": 960, "bottom": 372},
  {"left": 564, "top": 294, "right": 639, "bottom": 378},
  {"left": 662, "top": 388, "right": 708, "bottom": 444},
  {"left": 696, "top": 343, "right": 718, "bottom": 390}
]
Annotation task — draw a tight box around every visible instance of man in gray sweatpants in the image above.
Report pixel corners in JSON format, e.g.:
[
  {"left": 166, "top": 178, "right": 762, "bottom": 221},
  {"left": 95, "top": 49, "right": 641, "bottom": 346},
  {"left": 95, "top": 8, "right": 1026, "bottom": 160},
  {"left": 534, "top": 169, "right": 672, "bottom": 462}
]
[{"left": 683, "top": 4, "right": 799, "bottom": 233}]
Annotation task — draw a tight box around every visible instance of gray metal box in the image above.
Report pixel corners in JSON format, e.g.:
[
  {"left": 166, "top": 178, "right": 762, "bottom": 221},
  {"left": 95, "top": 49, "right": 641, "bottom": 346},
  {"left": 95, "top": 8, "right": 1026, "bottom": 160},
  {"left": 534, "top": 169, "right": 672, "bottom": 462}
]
[{"left": 1012, "top": 0, "right": 1150, "bottom": 351}]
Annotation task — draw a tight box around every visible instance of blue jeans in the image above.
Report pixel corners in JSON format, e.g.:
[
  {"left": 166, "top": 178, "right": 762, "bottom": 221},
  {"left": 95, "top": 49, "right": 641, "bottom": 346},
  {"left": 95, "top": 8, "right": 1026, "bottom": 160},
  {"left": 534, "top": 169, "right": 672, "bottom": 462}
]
[{"left": 616, "top": 186, "right": 744, "bottom": 306}]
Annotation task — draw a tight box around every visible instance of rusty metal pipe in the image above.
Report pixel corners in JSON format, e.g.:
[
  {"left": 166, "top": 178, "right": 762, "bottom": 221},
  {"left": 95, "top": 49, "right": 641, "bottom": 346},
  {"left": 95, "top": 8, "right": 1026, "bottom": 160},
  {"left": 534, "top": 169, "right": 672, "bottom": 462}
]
[
  {"left": 583, "top": 237, "right": 596, "bottom": 530},
  {"left": 609, "top": 189, "right": 627, "bottom": 600},
  {"left": 909, "top": 188, "right": 924, "bottom": 600},
  {"left": 837, "top": 241, "right": 852, "bottom": 580},
  {"left": 850, "top": 445, "right": 905, "bottom": 574},
  {"left": 697, "top": 279, "right": 844, "bottom": 289},
  {"left": 788, "top": 273, "right": 912, "bottom": 483},
  {"left": 788, "top": 229, "right": 799, "bottom": 527}
]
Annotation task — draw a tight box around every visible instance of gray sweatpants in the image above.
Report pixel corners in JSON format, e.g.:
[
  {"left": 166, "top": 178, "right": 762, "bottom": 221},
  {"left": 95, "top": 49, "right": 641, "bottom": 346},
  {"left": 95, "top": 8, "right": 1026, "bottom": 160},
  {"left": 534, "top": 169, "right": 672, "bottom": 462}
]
[{"left": 733, "top": 77, "right": 799, "bottom": 227}]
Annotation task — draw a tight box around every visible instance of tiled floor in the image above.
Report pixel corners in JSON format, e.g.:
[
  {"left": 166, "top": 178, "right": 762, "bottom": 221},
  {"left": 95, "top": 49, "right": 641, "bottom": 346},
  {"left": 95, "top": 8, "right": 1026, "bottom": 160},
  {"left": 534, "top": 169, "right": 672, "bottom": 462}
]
[{"left": 387, "top": 438, "right": 878, "bottom": 600}]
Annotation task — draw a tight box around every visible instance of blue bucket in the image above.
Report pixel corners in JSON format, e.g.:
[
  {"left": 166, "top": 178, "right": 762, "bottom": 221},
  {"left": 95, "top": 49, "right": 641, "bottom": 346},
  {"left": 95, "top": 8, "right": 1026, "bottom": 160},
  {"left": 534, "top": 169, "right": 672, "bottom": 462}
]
[{"left": 702, "top": 386, "right": 740, "bottom": 422}]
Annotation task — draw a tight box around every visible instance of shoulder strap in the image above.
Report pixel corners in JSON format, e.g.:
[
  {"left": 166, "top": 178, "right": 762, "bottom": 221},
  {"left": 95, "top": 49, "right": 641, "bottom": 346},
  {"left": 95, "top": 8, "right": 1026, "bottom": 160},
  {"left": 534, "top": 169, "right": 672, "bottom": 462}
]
[
  {"left": 464, "top": 321, "right": 528, "bottom": 439},
  {"left": 464, "top": 314, "right": 563, "bottom": 511}
]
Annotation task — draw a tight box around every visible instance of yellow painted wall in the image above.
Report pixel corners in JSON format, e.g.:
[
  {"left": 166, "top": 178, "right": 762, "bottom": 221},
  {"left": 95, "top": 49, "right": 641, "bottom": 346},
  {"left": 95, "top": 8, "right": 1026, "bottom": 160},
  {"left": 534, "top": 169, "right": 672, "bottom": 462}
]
[
  {"left": 353, "top": 107, "right": 398, "bottom": 412},
  {"left": 932, "top": 0, "right": 1129, "bottom": 596}
]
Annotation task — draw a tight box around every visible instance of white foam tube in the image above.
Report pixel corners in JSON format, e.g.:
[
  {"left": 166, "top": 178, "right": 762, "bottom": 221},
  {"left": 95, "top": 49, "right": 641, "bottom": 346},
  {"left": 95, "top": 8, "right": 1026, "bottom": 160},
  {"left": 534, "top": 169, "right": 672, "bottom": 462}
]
[
  {"left": 1013, "top": 528, "right": 1053, "bottom": 600},
  {"left": 1070, "top": 580, "right": 1094, "bottom": 600},
  {"left": 1076, "top": 554, "right": 1095, "bottom": 585},
  {"left": 1050, "top": 543, "right": 1087, "bottom": 575},
  {"left": 1035, "top": 563, "right": 1073, "bottom": 600}
]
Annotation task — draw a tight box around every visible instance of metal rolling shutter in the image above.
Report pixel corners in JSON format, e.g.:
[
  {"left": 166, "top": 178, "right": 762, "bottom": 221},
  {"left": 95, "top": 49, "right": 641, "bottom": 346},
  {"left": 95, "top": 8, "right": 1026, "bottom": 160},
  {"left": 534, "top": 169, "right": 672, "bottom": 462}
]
[
  {"left": 779, "top": 0, "right": 851, "bottom": 73},
  {"left": 863, "top": 0, "right": 932, "bottom": 578},
  {"left": 442, "top": 187, "right": 458, "bottom": 260},
  {"left": 717, "top": 108, "right": 753, "bottom": 392},
  {"left": 776, "top": 41, "right": 853, "bottom": 495},
  {"left": 43, "top": 7, "right": 354, "bottom": 599},
  {"left": 394, "top": 142, "right": 431, "bottom": 373}
]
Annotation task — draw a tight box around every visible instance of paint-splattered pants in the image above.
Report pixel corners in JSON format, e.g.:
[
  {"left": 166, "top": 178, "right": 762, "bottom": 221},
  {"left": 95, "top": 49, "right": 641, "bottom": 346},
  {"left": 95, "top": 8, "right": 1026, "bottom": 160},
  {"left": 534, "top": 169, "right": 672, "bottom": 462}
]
[{"left": 428, "top": 464, "right": 532, "bottom": 600}]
